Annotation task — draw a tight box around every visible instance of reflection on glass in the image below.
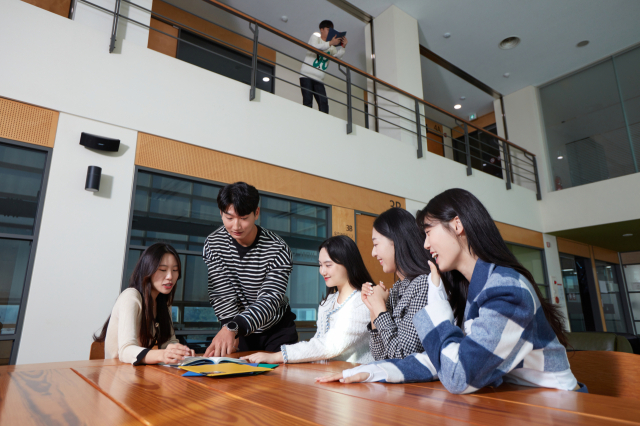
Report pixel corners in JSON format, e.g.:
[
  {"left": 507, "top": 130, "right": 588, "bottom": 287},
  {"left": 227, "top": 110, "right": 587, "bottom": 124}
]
[
  {"left": 560, "top": 254, "right": 586, "bottom": 332},
  {"left": 506, "top": 244, "right": 548, "bottom": 300},
  {"left": 625, "top": 263, "right": 640, "bottom": 332},
  {"left": 0, "top": 239, "right": 32, "bottom": 335},
  {"left": 0, "top": 144, "right": 47, "bottom": 235},
  {"left": 0, "top": 340, "right": 13, "bottom": 365},
  {"left": 595, "top": 261, "right": 627, "bottom": 332}
]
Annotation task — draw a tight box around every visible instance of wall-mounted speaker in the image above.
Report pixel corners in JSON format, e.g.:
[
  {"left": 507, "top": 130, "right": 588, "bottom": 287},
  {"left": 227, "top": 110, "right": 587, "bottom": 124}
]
[{"left": 80, "top": 132, "right": 120, "bottom": 152}]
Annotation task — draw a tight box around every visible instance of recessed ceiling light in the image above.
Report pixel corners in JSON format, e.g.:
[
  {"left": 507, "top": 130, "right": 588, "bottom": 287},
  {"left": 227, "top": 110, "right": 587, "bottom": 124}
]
[
  {"left": 577, "top": 40, "right": 589, "bottom": 47},
  {"left": 499, "top": 36, "right": 520, "bottom": 50},
  {"left": 443, "top": 32, "right": 451, "bottom": 38},
  {"left": 281, "top": 15, "right": 288, "bottom": 22},
  {"left": 460, "top": 96, "right": 466, "bottom": 100},
  {"left": 623, "top": 233, "right": 633, "bottom": 237},
  {"left": 503, "top": 72, "right": 510, "bottom": 78},
  {"left": 557, "top": 156, "right": 563, "bottom": 160},
  {"left": 262, "top": 77, "right": 270, "bottom": 82},
  {"left": 454, "top": 104, "right": 462, "bottom": 110}
]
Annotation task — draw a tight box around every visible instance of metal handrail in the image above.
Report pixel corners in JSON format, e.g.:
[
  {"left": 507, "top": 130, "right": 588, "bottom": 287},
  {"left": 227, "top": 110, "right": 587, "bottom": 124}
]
[{"left": 79, "top": 0, "right": 542, "bottom": 199}]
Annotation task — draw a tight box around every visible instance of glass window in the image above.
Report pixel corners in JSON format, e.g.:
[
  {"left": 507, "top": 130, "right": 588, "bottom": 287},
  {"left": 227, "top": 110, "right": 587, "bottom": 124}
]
[
  {"left": 540, "top": 45, "right": 640, "bottom": 190},
  {"left": 595, "top": 261, "right": 627, "bottom": 332},
  {"left": 560, "top": 254, "right": 587, "bottom": 332},
  {"left": 125, "top": 170, "right": 329, "bottom": 335},
  {"left": 0, "top": 141, "right": 49, "bottom": 365},
  {"left": 0, "top": 144, "right": 47, "bottom": 235},
  {"left": 624, "top": 264, "right": 640, "bottom": 333},
  {"left": 506, "top": 243, "right": 548, "bottom": 300}
]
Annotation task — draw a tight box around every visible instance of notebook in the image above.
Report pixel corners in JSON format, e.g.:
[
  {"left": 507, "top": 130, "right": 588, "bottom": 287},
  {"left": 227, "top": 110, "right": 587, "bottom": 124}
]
[
  {"left": 326, "top": 28, "right": 346, "bottom": 42},
  {"left": 179, "top": 363, "right": 278, "bottom": 378}
]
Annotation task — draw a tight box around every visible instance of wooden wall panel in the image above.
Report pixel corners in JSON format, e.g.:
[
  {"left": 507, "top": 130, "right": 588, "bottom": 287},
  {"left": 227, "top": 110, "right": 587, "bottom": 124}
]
[
  {"left": 0, "top": 97, "right": 58, "bottom": 148},
  {"left": 495, "top": 221, "right": 544, "bottom": 249},
  {"left": 424, "top": 118, "right": 444, "bottom": 156},
  {"left": 135, "top": 133, "right": 405, "bottom": 214},
  {"left": 331, "top": 207, "right": 355, "bottom": 241},
  {"left": 21, "top": 0, "right": 70, "bottom": 18},
  {"left": 151, "top": 1, "right": 276, "bottom": 64},
  {"left": 356, "top": 214, "right": 395, "bottom": 287},
  {"left": 148, "top": 18, "right": 179, "bottom": 57},
  {"left": 592, "top": 246, "right": 619, "bottom": 264},
  {"left": 621, "top": 251, "right": 640, "bottom": 265},
  {"left": 557, "top": 237, "right": 591, "bottom": 258}
]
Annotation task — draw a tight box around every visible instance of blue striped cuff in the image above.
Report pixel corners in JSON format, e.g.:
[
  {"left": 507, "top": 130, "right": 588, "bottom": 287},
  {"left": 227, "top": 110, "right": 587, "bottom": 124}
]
[{"left": 281, "top": 345, "right": 289, "bottom": 364}]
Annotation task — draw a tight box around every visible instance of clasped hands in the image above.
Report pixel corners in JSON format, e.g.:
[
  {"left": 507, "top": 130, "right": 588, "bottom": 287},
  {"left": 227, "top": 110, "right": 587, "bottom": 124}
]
[{"left": 361, "top": 281, "right": 389, "bottom": 321}]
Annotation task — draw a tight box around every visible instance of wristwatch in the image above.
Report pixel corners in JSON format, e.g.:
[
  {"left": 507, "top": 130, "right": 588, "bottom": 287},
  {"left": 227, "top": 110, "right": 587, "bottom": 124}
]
[{"left": 224, "top": 321, "right": 239, "bottom": 335}]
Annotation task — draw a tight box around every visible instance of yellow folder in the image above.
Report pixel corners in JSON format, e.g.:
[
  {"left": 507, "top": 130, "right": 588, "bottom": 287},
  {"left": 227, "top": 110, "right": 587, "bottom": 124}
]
[{"left": 179, "top": 363, "right": 274, "bottom": 377}]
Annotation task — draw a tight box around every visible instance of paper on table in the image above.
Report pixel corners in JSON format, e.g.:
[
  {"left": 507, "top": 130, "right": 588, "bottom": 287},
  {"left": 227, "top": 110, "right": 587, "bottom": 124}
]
[{"left": 180, "top": 363, "right": 274, "bottom": 377}]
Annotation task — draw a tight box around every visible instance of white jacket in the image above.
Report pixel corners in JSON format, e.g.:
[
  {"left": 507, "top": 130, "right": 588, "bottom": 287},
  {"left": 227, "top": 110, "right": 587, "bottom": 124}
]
[
  {"left": 300, "top": 34, "right": 346, "bottom": 82},
  {"left": 283, "top": 290, "right": 373, "bottom": 364}
]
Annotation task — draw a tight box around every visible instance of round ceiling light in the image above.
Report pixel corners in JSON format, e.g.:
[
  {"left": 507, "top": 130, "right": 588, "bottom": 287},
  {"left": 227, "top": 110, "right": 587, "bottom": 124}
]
[
  {"left": 262, "top": 77, "right": 270, "bottom": 82},
  {"left": 499, "top": 36, "right": 521, "bottom": 50},
  {"left": 577, "top": 40, "right": 589, "bottom": 47},
  {"left": 623, "top": 233, "right": 633, "bottom": 237},
  {"left": 454, "top": 104, "right": 462, "bottom": 110}
]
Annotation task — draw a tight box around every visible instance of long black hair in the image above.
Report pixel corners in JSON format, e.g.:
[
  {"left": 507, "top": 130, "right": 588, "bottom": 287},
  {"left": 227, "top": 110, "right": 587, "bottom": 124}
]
[
  {"left": 373, "top": 208, "right": 433, "bottom": 281},
  {"left": 94, "top": 243, "right": 181, "bottom": 349},
  {"left": 418, "top": 188, "right": 568, "bottom": 346},
  {"left": 319, "top": 235, "right": 374, "bottom": 305}
]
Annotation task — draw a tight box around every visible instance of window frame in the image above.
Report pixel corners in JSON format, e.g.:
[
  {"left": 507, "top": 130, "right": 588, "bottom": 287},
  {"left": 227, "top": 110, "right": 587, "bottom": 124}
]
[
  {"left": 505, "top": 241, "right": 551, "bottom": 301},
  {"left": 0, "top": 137, "right": 52, "bottom": 365},
  {"left": 122, "top": 166, "right": 332, "bottom": 337}
]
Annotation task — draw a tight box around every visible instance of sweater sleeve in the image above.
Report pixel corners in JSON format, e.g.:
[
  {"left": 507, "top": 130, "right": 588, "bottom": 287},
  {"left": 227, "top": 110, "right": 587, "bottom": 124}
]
[
  {"left": 116, "top": 293, "right": 149, "bottom": 364},
  {"left": 284, "top": 296, "right": 369, "bottom": 363},
  {"left": 203, "top": 237, "right": 240, "bottom": 321},
  {"left": 334, "top": 46, "right": 345, "bottom": 60},
  {"left": 308, "top": 34, "right": 331, "bottom": 51},
  {"left": 233, "top": 244, "right": 293, "bottom": 336},
  {"left": 368, "top": 276, "right": 537, "bottom": 394},
  {"left": 371, "top": 275, "right": 428, "bottom": 360}
]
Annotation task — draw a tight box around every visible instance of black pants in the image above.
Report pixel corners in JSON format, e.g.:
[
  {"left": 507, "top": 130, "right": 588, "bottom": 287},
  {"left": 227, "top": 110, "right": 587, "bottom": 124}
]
[
  {"left": 237, "top": 310, "right": 298, "bottom": 352},
  {"left": 300, "top": 77, "right": 329, "bottom": 114}
]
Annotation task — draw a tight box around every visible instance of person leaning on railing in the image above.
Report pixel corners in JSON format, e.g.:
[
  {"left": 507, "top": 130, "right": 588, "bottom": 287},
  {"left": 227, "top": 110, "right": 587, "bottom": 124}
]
[{"left": 299, "top": 20, "right": 348, "bottom": 114}]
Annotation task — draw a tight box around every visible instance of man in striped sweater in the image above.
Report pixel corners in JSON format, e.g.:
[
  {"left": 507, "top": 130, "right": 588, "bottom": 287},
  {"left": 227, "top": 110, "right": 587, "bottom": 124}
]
[{"left": 203, "top": 182, "right": 298, "bottom": 357}]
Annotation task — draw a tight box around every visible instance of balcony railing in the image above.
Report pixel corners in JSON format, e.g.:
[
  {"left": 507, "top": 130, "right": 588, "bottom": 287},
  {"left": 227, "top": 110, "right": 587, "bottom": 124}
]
[{"left": 73, "top": 0, "right": 542, "bottom": 200}]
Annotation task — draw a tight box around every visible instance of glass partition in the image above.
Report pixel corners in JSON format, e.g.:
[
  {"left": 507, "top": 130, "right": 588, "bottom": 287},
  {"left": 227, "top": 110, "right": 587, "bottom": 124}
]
[
  {"left": 505, "top": 243, "right": 548, "bottom": 300},
  {"left": 595, "top": 261, "right": 627, "bottom": 332},
  {"left": 623, "top": 263, "right": 640, "bottom": 333}
]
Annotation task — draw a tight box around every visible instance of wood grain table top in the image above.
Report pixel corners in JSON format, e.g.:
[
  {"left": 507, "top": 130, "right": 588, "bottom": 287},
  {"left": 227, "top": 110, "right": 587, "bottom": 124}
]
[{"left": 1, "top": 352, "right": 639, "bottom": 425}]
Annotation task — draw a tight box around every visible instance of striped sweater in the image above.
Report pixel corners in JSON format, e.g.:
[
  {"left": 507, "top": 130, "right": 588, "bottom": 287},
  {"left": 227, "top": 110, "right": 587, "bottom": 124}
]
[
  {"left": 345, "top": 259, "right": 578, "bottom": 394},
  {"left": 202, "top": 226, "right": 293, "bottom": 336}
]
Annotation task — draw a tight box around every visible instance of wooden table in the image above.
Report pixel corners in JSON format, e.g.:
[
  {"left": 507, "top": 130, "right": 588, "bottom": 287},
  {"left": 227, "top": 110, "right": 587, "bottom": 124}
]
[{"left": 1, "top": 352, "right": 639, "bottom": 425}]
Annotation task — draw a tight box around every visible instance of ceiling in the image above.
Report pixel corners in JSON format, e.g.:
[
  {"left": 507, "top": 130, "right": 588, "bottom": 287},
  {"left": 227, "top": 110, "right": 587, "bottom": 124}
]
[{"left": 550, "top": 219, "right": 640, "bottom": 252}]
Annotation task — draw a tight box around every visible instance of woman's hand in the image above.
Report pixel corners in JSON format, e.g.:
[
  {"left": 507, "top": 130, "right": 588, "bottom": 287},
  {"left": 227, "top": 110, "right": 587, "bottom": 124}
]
[
  {"left": 240, "top": 352, "right": 284, "bottom": 364},
  {"left": 161, "top": 343, "right": 194, "bottom": 364},
  {"left": 428, "top": 260, "right": 441, "bottom": 287},
  {"left": 315, "top": 371, "right": 370, "bottom": 383},
  {"left": 362, "top": 282, "right": 389, "bottom": 316}
]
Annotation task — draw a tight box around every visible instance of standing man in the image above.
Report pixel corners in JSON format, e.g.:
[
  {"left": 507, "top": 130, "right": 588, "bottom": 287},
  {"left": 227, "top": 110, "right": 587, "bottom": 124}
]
[
  {"left": 299, "top": 20, "right": 348, "bottom": 114},
  {"left": 203, "top": 182, "right": 298, "bottom": 357}
]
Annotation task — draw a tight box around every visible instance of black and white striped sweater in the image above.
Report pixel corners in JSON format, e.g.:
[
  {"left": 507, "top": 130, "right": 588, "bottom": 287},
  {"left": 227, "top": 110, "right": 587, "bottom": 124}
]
[{"left": 202, "top": 225, "right": 293, "bottom": 336}]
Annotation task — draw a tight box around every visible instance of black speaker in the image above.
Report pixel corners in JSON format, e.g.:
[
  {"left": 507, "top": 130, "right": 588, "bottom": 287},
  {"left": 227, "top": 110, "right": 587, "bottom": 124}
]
[
  {"left": 80, "top": 132, "right": 120, "bottom": 152},
  {"left": 85, "top": 166, "right": 102, "bottom": 192}
]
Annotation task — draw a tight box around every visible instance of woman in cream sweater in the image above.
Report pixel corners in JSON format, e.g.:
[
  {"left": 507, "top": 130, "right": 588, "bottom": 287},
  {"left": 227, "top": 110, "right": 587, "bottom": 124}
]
[
  {"left": 242, "top": 235, "right": 374, "bottom": 365},
  {"left": 94, "top": 243, "right": 194, "bottom": 365}
]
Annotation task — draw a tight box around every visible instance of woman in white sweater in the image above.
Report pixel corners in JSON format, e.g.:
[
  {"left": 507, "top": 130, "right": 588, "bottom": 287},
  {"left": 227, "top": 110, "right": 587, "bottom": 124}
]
[
  {"left": 242, "top": 235, "right": 374, "bottom": 365},
  {"left": 93, "top": 243, "right": 194, "bottom": 365}
]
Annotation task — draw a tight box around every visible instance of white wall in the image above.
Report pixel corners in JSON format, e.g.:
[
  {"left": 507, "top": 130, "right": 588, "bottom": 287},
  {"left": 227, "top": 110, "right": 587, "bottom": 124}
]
[
  {"left": 542, "top": 234, "right": 570, "bottom": 329},
  {"left": 1, "top": 0, "right": 544, "bottom": 363},
  {"left": 17, "top": 113, "right": 138, "bottom": 364}
]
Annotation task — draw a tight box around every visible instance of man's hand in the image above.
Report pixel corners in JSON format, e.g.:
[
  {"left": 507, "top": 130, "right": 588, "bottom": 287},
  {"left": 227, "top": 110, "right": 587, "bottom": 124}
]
[
  {"left": 204, "top": 326, "right": 238, "bottom": 357},
  {"left": 341, "top": 36, "right": 348, "bottom": 47},
  {"left": 329, "top": 35, "right": 341, "bottom": 46}
]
